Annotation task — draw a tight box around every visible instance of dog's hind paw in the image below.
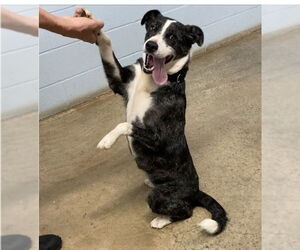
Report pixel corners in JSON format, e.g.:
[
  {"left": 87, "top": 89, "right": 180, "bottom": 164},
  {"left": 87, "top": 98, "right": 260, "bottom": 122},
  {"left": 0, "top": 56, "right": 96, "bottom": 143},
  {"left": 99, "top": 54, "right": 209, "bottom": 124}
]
[{"left": 150, "top": 216, "right": 172, "bottom": 229}]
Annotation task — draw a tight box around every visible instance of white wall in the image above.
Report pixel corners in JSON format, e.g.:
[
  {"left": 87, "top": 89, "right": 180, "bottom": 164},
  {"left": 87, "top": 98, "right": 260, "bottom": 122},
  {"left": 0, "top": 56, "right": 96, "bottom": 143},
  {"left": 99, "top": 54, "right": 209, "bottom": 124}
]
[
  {"left": 262, "top": 5, "right": 300, "bottom": 34},
  {"left": 1, "top": 5, "right": 38, "bottom": 119},
  {"left": 39, "top": 5, "right": 261, "bottom": 118}
]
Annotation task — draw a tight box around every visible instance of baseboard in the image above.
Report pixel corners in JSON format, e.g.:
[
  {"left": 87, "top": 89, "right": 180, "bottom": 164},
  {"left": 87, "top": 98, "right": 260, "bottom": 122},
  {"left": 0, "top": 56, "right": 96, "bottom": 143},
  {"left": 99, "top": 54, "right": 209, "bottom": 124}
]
[
  {"left": 262, "top": 24, "right": 300, "bottom": 41},
  {"left": 192, "top": 25, "right": 261, "bottom": 58}
]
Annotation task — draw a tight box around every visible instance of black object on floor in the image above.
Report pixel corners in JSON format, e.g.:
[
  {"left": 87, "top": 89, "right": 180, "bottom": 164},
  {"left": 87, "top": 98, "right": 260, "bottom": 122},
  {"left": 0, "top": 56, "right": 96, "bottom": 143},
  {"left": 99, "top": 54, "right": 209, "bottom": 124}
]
[
  {"left": 39, "top": 234, "right": 62, "bottom": 250},
  {"left": 1, "top": 234, "right": 31, "bottom": 250}
]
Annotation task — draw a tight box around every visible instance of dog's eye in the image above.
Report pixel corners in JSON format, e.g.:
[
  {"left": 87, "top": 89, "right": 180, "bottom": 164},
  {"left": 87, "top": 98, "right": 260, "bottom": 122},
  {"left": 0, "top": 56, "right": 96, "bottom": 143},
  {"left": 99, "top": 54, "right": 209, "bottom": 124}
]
[
  {"left": 168, "top": 34, "right": 175, "bottom": 40},
  {"left": 149, "top": 24, "right": 157, "bottom": 31}
]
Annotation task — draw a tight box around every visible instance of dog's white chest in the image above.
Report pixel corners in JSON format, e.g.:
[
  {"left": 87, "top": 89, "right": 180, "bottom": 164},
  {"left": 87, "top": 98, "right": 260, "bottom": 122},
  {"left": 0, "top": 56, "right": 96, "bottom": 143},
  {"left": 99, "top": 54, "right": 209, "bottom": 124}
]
[
  {"left": 126, "top": 66, "right": 157, "bottom": 123},
  {"left": 126, "top": 66, "right": 157, "bottom": 155}
]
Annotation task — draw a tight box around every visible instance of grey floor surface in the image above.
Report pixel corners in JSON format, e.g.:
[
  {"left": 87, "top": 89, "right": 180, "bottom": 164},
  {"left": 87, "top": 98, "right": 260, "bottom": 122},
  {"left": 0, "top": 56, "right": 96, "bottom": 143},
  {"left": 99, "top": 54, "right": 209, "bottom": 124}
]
[{"left": 262, "top": 27, "right": 300, "bottom": 250}]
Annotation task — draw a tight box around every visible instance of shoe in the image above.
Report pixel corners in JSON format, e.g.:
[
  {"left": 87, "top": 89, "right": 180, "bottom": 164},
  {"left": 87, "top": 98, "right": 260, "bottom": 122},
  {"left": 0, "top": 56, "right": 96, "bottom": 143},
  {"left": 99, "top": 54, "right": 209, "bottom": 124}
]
[
  {"left": 39, "top": 234, "right": 62, "bottom": 250},
  {"left": 1, "top": 234, "right": 31, "bottom": 250}
]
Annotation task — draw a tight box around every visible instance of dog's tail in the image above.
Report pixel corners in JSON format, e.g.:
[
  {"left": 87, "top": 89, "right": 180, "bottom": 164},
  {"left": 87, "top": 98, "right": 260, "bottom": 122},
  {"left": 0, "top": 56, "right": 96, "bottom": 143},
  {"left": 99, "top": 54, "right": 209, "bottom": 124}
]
[{"left": 194, "top": 190, "right": 228, "bottom": 235}]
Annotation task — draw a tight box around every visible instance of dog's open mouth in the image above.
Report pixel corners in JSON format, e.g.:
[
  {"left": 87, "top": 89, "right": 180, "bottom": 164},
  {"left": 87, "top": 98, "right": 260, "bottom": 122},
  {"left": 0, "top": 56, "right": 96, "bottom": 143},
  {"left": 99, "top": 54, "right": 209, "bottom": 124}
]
[{"left": 144, "top": 54, "right": 174, "bottom": 86}]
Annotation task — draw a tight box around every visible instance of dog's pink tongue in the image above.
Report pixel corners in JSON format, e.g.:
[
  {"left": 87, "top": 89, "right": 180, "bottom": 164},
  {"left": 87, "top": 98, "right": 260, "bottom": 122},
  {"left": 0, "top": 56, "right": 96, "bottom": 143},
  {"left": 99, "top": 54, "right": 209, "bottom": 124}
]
[{"left": 152, "top": 57, "right": 167, "bottom": 86}]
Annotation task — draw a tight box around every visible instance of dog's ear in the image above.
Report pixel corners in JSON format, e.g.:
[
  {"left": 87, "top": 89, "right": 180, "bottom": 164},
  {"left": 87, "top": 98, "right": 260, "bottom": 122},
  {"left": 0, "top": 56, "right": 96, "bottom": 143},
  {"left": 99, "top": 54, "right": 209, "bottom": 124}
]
[
  {"left": 141, "top": 10, "right": 161, "bottom": 25},
  {"left": 185, "top": 25, "right": 204, "bottom": 46}
]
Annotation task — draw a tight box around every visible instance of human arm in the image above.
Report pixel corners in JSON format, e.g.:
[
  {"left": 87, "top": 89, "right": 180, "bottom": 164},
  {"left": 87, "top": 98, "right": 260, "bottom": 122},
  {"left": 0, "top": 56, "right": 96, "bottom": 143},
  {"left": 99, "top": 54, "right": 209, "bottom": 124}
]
[{"left": 39, "top": 8, "right": 104, "bottom": 43}]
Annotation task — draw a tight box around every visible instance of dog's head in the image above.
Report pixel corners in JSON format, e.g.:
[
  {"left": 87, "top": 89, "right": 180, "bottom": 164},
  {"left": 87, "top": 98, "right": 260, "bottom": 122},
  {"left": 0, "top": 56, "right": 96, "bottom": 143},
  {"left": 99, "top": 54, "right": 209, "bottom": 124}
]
[{"left": 141, "top": 10, "right": 204, "bottom": 85}]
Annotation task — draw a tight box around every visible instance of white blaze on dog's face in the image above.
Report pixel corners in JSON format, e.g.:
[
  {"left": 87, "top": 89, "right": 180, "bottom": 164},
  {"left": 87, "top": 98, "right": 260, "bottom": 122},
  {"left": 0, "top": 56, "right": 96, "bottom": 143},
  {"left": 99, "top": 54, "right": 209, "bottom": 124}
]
[
  {"left": 143, "top": 19, "right": 176, "bottom": 60},
  {"left": 141, "top": 10, "right": 204, "bottom": 86}
]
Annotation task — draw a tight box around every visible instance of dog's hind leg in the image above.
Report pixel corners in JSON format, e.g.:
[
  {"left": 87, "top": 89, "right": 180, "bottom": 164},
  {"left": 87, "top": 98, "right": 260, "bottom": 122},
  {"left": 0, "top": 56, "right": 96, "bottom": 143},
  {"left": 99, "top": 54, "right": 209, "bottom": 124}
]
[
  {"left": 150, "top": 216, "right": 172, "bottom": 229},
  {"left": 148, "top": 190, "right": 193, "bottom": 229},
  {"left": 97, "top": 122, "right": 132, "bottom": 150}
]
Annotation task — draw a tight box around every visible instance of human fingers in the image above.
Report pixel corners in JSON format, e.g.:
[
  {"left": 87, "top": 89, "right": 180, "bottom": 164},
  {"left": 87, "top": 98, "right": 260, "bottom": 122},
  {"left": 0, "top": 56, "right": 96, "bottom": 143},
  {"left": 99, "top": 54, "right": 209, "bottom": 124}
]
[
  {"left": 91, "top": 18, "right": 104, "bottom": 30},
  {"left": 73, "top": 8, "right": 84, "bottom": 17}
]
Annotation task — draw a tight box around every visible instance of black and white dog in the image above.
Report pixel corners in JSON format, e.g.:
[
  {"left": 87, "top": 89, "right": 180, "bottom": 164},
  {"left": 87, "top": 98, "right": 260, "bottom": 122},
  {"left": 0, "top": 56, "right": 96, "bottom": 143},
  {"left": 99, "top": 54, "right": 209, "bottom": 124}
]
[{"left": 82, "top": 9, "right": 228, "bottom": 234}]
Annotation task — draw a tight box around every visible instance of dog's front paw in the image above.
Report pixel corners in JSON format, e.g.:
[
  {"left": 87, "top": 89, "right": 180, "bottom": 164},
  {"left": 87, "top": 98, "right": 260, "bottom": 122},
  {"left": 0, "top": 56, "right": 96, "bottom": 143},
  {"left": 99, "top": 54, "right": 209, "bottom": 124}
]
[
  {"left": 81, "top": 8, "right": 93, "bottom": 18},
  {"left": 73, "top": 8, "right": 93, "bottom": 18},
  {"left": 97, "top": 134, "right": 116, "bottom": 150},
  {"left": 150, "top": 216, "right": 172, "bottom": 229}
]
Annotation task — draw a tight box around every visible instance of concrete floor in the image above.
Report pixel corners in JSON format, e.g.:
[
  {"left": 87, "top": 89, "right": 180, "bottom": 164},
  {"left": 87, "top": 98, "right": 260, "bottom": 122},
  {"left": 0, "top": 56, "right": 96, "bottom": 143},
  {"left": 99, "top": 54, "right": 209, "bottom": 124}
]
[
  {"left": 40, "top": 30, "right": 261, "bottom": 250},
  {"left": 2, "top": 112, "right": 39, "bottom": 249},
  {"left": 262, "top": 27, "right": 300, "bottom": 250}
]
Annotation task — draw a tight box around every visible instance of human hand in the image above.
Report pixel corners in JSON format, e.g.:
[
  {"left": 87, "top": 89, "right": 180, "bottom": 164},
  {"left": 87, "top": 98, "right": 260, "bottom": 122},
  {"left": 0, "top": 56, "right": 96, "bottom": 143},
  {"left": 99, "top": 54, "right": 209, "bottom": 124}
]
[{"left": 57, "top": 13, "right": 104, "bottom": 43}]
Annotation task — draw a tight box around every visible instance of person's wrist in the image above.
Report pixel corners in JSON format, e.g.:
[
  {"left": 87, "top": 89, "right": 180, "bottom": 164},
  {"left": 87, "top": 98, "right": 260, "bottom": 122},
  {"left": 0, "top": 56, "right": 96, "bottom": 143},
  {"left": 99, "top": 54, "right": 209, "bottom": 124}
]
[
  {"left": 23, "top": 17, "right": 38, "bottom": 36},
  {"left": 52, "top": 15, "right": 69, "bottom": 36}
]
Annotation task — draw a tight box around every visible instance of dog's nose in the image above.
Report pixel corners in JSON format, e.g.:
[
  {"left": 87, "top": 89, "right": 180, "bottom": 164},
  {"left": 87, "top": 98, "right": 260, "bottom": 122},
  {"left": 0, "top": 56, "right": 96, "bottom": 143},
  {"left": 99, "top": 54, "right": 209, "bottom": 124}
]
[{"left": 145, "top": 41, "right": 158, "bottom": 53}]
